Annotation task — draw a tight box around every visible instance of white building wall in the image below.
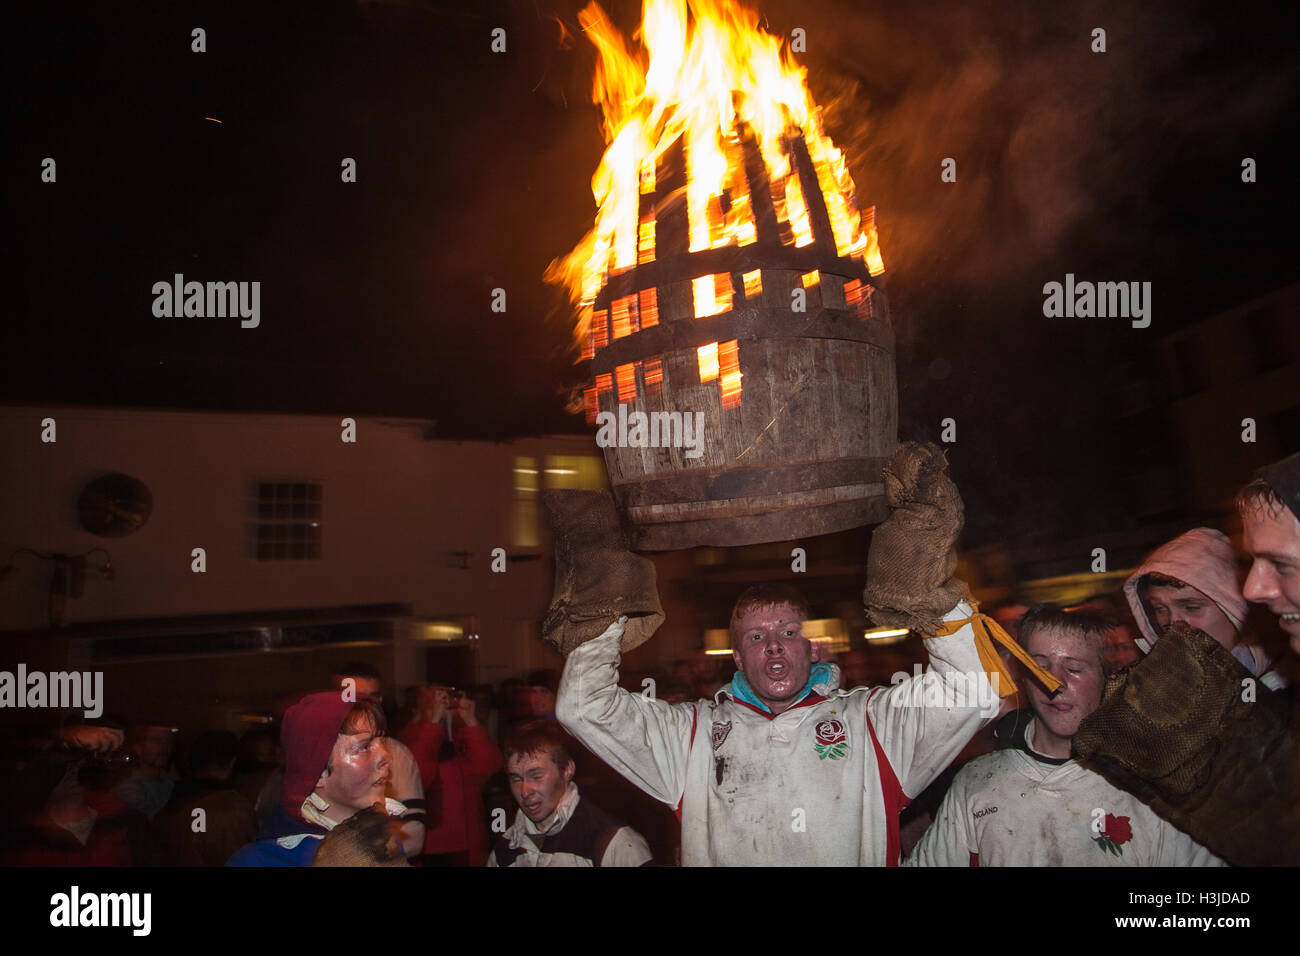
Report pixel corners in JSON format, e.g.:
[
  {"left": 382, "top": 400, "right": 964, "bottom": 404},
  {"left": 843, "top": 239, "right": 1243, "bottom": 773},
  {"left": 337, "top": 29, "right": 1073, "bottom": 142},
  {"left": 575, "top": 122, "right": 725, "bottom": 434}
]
[{"left": 0, "top": 405, "right": 622, "bottom": 688}]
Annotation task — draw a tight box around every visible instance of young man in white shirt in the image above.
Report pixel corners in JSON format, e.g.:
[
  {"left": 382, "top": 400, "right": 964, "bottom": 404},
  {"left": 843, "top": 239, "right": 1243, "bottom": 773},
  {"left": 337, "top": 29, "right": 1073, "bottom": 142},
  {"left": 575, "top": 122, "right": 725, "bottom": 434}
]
[{"left": 906, "top": 604, "right": 1222, "bottom": 867}]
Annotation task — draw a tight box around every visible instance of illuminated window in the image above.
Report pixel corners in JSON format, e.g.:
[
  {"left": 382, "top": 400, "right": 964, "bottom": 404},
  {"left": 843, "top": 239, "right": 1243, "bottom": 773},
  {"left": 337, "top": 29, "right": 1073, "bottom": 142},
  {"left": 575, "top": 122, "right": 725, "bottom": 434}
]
[
  {"left": 543, "top": 455, "right": 609, "bottom": 492},
  {"left": 512, "top": 457, "right": 539, "bottom": 548},
  {"left": 742, "top": 269, "right": 763, "bottom": 299}
]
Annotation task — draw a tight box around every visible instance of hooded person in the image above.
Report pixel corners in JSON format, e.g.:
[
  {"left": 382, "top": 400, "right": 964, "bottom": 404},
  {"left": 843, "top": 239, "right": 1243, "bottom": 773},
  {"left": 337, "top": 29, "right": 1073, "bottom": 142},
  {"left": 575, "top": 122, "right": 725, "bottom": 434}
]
[
  {"left": 227, "top": 692, "right": 409, "bottom": 866},
  {"left": 1123, "top": 527, "right": 1285, "bottom": 689},
  {"left": 1075, "top": 453, "right": 1300, "bottom": 866}
]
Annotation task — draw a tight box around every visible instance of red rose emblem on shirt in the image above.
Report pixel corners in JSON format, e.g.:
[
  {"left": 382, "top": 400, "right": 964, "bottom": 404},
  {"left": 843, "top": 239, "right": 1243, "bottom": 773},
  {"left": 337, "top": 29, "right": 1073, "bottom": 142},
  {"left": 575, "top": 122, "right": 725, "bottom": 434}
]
[
  {"left": 813, "top": 719, "right": 848, "bottom": 760},
  {"left": 1094, "top": 813, "right": 1133, "bottom": 856},
  {"left": 815, "top": 719, "right": 846, "bottom": 745},
  {"left": 1104, "top": 815, "right": 1133, "bottom": 844}
]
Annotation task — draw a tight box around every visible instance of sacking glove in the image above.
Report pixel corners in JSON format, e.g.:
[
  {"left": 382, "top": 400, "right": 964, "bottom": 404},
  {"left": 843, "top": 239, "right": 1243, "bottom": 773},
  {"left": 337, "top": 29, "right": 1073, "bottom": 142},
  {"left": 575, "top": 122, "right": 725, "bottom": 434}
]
[{"left": 541, "top": 489, "right": 665, "bottom": 655}]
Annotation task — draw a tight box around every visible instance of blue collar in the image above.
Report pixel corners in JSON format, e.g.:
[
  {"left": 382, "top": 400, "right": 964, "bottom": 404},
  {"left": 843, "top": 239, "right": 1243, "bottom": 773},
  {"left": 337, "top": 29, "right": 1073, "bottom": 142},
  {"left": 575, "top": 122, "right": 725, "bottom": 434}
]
[{"left": 729, "top": 662, "right": 836, "bottom": 714}]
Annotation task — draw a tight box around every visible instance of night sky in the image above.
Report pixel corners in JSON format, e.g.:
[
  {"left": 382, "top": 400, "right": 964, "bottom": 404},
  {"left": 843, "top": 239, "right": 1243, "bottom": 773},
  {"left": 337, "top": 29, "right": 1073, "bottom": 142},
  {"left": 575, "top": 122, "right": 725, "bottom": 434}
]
[{"left": 6, "top": 0, "right": 1298, "bottom": 547}]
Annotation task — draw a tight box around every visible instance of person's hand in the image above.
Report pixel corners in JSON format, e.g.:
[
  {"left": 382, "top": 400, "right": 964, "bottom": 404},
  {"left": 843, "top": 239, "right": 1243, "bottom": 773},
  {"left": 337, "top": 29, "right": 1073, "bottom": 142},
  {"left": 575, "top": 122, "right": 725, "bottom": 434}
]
[
  {"left": 452, "top": 693, "right": 478, "bottom": 727},
  {"left": 59, "top": 725, "right": 124, "bottom": 753},
  {"left": 541, "top": 489, "right": 664, "bottom": 654},
  {"left": 381, "top": 737, "right": 423, "bottom": 803},
  {"left": 418, "top": 686, "right": 450, "bottom": 724},
  {"left": 863, "top": 441, "right": 968, "bottom": 633}
]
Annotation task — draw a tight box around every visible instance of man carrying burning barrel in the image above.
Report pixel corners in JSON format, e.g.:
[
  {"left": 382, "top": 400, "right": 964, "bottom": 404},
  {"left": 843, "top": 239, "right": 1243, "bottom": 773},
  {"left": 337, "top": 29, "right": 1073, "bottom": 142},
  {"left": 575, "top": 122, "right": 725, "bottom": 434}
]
[{"left": 545, "top": 442, "right": 1056, "bottom": 866}]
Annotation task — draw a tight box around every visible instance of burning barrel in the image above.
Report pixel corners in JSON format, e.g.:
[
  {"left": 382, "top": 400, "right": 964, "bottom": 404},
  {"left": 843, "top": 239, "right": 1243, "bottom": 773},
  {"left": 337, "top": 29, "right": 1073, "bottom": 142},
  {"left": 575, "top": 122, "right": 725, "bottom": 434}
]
[{"left": 550, "top": 0, "right": 898, "bottom": 551}]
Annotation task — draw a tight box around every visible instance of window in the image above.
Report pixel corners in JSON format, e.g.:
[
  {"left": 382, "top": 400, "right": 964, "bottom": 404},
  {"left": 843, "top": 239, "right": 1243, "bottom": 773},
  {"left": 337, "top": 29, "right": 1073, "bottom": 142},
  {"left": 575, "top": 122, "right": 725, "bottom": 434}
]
[
  {"left": 543, "top": 455, "right": 609, "bottom": 491},
  {"left": 511, "top": 455, "right": 609, "bottom": 548},
  {"left": 253, "top": 481, "right": 322, "bottom": 561}
]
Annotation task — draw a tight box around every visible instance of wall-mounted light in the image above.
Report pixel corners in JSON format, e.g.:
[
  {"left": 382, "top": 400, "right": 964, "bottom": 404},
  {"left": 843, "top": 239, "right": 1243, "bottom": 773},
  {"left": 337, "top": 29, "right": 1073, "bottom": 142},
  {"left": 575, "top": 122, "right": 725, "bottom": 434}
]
[
  {"left": 864, "top": 626, "right": 910, "bottom": 645},
  {"left": 0, "top": 547, "right": 116, "bottom": 627},
  {"left": 703, "top": 628, "right": 733, "bottom": 655}
]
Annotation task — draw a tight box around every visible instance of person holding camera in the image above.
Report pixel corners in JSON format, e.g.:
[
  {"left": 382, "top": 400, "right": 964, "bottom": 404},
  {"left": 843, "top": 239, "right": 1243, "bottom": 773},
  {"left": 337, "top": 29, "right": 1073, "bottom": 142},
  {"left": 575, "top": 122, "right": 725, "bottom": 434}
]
[{"left": 399, "top": 685, "right": 502, "bottom": 866}]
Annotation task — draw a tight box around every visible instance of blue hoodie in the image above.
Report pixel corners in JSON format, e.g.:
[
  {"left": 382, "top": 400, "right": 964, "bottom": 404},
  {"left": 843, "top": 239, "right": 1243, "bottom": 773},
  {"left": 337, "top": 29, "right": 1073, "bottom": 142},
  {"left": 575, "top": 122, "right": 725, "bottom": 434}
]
[{"left": 226, "top": 805, "right": 327, "bottom": 867}]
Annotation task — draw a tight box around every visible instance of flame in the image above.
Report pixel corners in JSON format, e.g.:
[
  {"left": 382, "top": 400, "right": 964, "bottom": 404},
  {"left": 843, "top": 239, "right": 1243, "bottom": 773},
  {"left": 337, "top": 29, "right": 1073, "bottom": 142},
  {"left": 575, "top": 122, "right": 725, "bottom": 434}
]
[
  {"left": 547, "top": 0, "right": 884, "bottom": 346},
  {"left": 697, "top": 341, "right": 719, "bottom": 382},
  {"left": 718, "top": 339, "right": 742, "bottom": 408}
]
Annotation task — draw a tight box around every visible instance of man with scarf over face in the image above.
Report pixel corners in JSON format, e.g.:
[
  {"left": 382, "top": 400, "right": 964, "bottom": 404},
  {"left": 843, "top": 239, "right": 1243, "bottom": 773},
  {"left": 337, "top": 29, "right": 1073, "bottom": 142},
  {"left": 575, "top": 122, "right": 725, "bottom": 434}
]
[{"left": 546, "top": 442, "right": 1053, "bottom": 866}]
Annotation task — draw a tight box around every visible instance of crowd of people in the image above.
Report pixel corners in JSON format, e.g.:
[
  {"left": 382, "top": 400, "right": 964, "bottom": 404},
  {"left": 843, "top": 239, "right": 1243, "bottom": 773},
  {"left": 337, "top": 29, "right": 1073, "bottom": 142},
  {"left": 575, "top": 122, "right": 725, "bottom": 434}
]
[
  {"left": 4, "top": 445, "right": 1299, "bottom": 866},
  {"left": 0, "top": 665, "right": 597, "bottom": 867}
]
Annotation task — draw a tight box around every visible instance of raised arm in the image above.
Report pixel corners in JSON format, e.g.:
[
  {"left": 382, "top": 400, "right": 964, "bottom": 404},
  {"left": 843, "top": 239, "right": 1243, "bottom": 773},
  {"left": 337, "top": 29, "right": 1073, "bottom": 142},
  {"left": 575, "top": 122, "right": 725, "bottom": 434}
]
[
  {"left": 542, "top": 488, "right": 690, "bottom": 807},
  {"left": 865, "top": 603, "right": 998, "bottom": 798},
  {"left": 861, "top": 443, "right": 1047, "bottom": 797},
  {"left": 557, "top": 617, "right": 695, "bottom": 807}
]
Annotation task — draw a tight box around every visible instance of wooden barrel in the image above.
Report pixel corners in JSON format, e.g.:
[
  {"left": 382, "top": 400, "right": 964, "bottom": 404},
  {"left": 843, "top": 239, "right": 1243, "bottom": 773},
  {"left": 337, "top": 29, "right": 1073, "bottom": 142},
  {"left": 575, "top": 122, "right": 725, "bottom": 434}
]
[{"left": 582, "top": 132, "right": 898, "bottom": 551}]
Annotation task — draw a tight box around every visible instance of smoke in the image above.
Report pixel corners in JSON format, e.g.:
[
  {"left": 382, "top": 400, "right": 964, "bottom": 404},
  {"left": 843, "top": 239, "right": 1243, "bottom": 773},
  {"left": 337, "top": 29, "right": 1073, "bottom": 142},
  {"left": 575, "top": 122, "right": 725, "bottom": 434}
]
[
  {"left": 533, "top": 0, "right": 1295, "bottom": 315},
  {"left": 789, "top": 0, "right": 1293, "bottom": 293}
]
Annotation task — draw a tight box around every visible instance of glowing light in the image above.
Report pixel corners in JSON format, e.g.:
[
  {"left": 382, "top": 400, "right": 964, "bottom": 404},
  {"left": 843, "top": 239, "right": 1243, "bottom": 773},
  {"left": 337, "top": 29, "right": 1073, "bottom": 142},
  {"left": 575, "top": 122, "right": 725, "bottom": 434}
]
[
  {"left": 719, "top": 339, "right": 741, "bottom": 408},
  {"left": 639, "top": 287, "right": 660, "bottom": 327},
  {"left": 617, "top": 362, "right": 638, "bottom": 401},
  {"left": 698, "top": 341, "right": 719, "bottom": 382},
  {"left": 693, "top": 273, "right": 733, "bottom": 317}
]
